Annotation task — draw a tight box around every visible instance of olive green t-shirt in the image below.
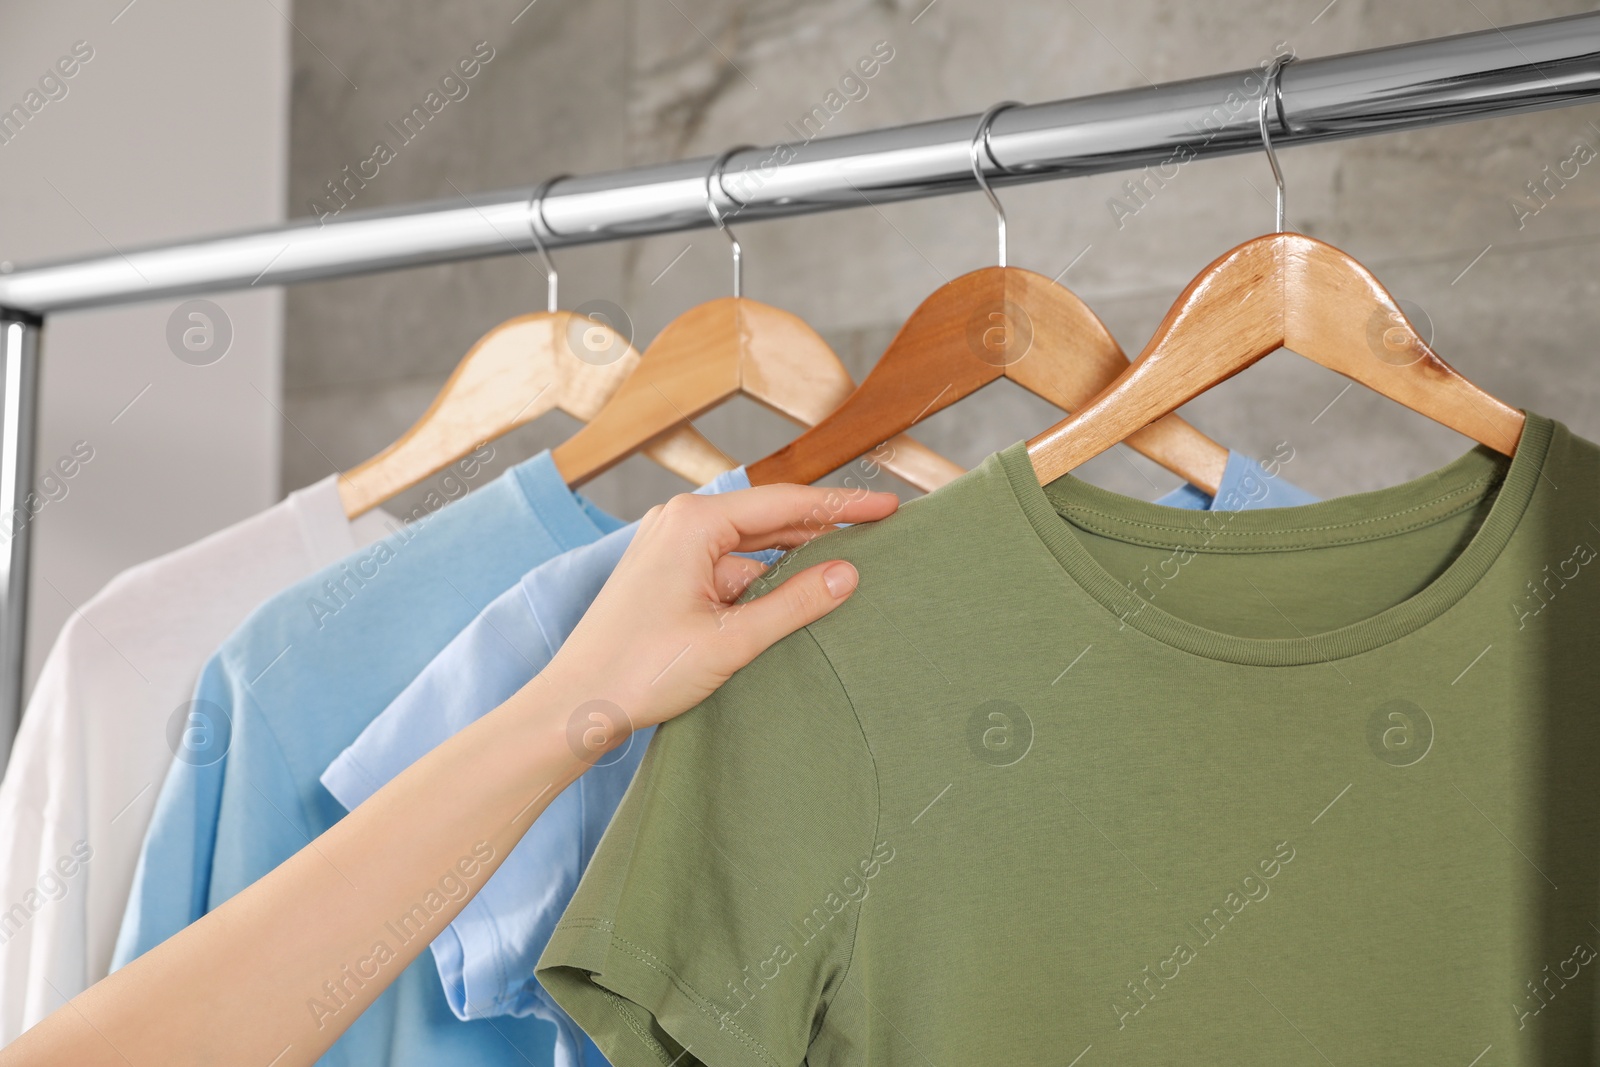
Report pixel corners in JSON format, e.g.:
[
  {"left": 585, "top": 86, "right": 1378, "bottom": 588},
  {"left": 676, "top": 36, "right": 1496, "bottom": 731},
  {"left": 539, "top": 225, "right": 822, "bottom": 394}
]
[{"left": 539, "top": 412, "right": 1600, "bottom": 1065}]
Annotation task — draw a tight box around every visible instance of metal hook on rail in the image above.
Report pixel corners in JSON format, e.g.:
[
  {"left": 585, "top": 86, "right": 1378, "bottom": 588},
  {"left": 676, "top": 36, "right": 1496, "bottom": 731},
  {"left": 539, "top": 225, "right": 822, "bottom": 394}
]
[
  {"left": 705, "top": 146, "right": 753, "bottom": 298},
  {"left": 527, "top": 175, "right": 567, "bottom": 312},
  {"left": 970, "top": 101, "right": 1019, "bottom": 267},
  {"left": 1258, "top": 54, "right": 1296, "bottom": 233}
]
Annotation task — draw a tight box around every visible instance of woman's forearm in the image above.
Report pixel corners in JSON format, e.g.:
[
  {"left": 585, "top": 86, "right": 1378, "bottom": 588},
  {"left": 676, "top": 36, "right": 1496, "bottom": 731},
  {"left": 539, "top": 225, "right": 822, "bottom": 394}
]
[{"left": 2, "top": 669, "right": 605, "bottom": 1067}]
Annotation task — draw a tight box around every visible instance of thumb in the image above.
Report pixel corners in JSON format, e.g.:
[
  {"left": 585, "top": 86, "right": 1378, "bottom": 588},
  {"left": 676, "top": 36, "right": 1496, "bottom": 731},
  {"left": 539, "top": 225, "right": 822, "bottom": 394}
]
[{"left": 726, "top": 560, "right": 859, "bottom": 658}]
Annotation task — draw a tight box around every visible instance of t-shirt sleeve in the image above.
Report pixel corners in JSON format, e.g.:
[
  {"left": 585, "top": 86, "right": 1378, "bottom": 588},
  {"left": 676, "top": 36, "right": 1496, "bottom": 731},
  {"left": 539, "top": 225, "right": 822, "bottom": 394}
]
[{"left": 537, "top": 624, "right": 879, "bottom": 1067}]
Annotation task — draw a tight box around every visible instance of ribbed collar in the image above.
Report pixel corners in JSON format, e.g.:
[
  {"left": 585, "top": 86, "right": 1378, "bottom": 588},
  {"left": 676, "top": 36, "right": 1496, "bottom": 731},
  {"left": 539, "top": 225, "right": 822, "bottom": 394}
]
[
  {"left": 509, "top": 450, "right": 624, "bottom": 550},
  {"left": 996, "top": 414, "right": 1553, "bottom": 665}
]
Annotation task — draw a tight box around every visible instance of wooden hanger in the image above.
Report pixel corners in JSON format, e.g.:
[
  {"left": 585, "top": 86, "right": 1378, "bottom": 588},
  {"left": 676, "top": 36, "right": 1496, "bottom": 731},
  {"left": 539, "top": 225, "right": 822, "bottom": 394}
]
[
  {"left": 1026, "top": 59, "right": 1524, "bottom": 483},
  {"left": 550, "top": 150, "right": 963, "bottom": 491},
  {"left": 748, "top": 104, "right": 1228, "bottom": 495},
  {"left": 337, "top": 313, "right": 732, "bottom": 517},
  {"left": 549, "top": 297, "right": 963, "bottom": 490},
  {"left": 337, "top": 188, "right": 729, "bottom": 518}
]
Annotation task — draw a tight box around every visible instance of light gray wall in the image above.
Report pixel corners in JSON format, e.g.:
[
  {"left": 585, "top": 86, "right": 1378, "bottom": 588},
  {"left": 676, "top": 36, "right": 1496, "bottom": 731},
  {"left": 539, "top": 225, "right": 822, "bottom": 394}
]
[
  {"left": 284, "top": 0, "right": 1600, "bottom": 520},
  {"left": 0, "top": 0, "right": 288, "bottom": 692}
]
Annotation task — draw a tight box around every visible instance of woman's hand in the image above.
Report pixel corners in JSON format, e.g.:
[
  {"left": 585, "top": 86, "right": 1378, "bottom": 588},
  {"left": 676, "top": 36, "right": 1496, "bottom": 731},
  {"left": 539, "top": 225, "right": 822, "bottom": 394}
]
[{"left": 540, "top": 484, "right": 899, "bottom": 745}]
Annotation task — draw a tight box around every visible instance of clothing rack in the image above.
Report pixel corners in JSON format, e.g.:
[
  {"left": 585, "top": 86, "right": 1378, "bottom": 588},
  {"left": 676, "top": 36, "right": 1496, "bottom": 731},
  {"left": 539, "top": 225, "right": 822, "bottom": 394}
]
[{"left": 0, "top": 11, "right": 1597, "bottom": 756}]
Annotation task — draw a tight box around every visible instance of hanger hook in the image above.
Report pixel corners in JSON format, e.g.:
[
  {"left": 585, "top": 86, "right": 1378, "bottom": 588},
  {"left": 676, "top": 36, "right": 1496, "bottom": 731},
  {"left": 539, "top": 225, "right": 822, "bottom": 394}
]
[
  {"left": 705, "top": 146, "right": 752, "bottom": 299},
  {"left": 527, "top": 175, "right": 567, "bottom": 313},
  {"left": 970, "top": 101, "right": 1019, "bottom": 268},
  {"left": 1258, "top": 55, "right": 1295, "bottom": 233}
]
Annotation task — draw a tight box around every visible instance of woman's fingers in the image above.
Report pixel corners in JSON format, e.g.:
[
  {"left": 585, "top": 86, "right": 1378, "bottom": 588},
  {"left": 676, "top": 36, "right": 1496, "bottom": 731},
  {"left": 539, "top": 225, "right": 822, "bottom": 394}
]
[
  {"left": 653, "top": 484, "right": 898, "bottom": 555},
  {"left": 729, "top": 485, "right": 899, "bottom": 552},
  {"left": 717, "top": 560, "right": 860, "bottom": 657}
]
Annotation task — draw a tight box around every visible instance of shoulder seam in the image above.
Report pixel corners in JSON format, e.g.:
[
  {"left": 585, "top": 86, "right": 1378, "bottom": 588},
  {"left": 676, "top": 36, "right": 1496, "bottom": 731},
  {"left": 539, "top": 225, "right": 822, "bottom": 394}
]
[
  {"left": 238, "top": 669, "right": 327, "bottom": 843},
  {"left": 797, "top": 625, "right": 879, "bottom": 1045}
]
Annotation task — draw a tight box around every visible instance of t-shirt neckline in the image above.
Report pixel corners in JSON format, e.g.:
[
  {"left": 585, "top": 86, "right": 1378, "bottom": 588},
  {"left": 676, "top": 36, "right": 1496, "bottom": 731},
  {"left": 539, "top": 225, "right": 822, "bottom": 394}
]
[
  {"left": 286, "top": 474, "right": 394, "bottom": 568},
  {"left": 511, "top": 450, "right": 621, "bottom": 550},
  {"left": 995, "top": 413, "right": 1553, "bottom": 666}
]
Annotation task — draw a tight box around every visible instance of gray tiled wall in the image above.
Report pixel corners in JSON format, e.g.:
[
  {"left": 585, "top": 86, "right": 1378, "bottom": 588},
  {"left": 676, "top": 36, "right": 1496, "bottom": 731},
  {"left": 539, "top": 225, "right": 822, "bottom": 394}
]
[{"left": 283, "top": 0, "right": 1600, "bottom": 519}]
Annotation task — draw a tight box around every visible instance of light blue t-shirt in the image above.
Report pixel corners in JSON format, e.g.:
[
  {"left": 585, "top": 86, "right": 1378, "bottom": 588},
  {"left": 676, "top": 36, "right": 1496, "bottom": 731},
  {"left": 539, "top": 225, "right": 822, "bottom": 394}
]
[
  {"left": 112, "top": 453, "right": 623, "bottom": 1067},
  {"left": 1155, "top": 449, "right": 1318, "bottom": 510},
  {"left": 320, "top": 453, "right": 1315, "bottom": 1043},
  {"left": 321, "top": 466, "right": 771, "bottom": 1065}
]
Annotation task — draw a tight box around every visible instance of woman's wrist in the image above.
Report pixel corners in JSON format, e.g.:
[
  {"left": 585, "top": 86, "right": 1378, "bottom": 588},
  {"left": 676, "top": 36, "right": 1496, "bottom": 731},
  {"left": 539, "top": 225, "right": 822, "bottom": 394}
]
[{"left": 517, "top": 658, "right": 642, "bottom": 776}]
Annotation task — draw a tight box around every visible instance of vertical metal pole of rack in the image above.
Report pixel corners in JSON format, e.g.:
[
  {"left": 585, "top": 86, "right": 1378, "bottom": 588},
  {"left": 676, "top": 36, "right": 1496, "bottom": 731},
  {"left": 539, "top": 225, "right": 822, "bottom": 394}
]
[{"left": 0, "top": 312, "right": 41, "bottom": 768}]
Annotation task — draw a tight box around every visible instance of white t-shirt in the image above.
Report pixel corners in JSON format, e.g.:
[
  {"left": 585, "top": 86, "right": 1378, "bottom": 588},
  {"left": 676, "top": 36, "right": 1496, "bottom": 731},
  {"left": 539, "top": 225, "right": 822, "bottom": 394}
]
[{"left": 0, "top": 475, "right": 392, "bottom": 1041}]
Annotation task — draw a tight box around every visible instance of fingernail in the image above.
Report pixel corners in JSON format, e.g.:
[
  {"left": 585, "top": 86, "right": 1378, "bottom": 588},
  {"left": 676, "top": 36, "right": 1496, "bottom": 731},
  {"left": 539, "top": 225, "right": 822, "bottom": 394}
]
[{"left": 823, "top": 562, "right": 858, "bottom": 598}]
